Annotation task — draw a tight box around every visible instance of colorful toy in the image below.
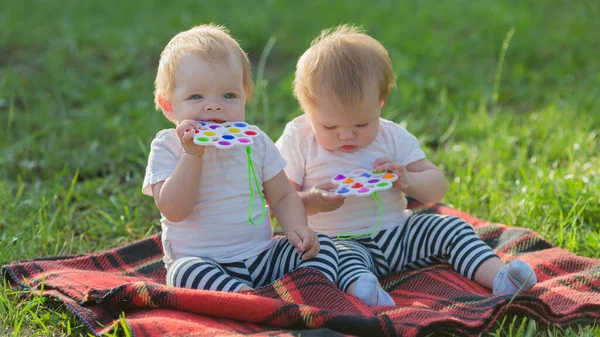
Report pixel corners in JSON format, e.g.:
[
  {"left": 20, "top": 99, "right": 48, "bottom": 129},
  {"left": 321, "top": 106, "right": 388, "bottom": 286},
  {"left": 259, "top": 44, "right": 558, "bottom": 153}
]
[
  {"left": 330, "top": 169, "right": 398, "bottom": 240},
  {"left": 191, "top": 120, "right": 260, "bottom": 149},
  {"left": 331, "top": 169, "right": 398, "bottom": 197}
]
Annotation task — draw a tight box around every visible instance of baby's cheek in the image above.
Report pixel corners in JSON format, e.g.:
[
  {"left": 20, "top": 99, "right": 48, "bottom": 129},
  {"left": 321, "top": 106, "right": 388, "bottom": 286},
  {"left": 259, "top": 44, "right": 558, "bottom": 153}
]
[{"left": 317, "top": 133, "right": 335, "bottom": 150}]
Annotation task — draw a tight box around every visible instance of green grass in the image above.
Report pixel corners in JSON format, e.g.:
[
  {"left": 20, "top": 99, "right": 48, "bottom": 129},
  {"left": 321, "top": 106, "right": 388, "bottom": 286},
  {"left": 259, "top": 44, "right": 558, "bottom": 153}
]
[{"left": 1, "top": 0, "right": 599, "bottom": 335}]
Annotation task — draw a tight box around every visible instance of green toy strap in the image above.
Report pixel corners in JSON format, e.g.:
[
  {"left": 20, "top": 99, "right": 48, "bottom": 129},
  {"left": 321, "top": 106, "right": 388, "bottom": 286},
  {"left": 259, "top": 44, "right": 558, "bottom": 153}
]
[
  {"left": 337, "top": 191, "right": 383, "bottom": 240},
  {"left": 247, "top": 147, "right": 266, "bottom": 226}
]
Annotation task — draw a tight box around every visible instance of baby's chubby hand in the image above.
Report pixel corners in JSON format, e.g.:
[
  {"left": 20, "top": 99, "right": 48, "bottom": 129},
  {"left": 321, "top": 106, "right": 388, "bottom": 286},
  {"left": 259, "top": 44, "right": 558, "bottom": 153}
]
[
  {"left": 308, "top": 181, "right": 345, "bottom": 213},
  {"left": 373, "top": 157, "right": 410, "bottom": 191},
  {"left": 285, "top": 226, "right": 320, "bottom": 260},
  {"left": 176, "top": 120, "right": 205, "bottom": 156}
]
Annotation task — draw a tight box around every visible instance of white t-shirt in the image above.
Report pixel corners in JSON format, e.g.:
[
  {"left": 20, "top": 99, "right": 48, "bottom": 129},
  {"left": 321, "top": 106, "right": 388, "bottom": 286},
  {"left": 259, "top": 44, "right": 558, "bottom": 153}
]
[
  {"left": 142, "top": 129, "right": 286, "bottom": 268},
  {"left": 275, "top": 115, "right": 426, "bottom": 237}
]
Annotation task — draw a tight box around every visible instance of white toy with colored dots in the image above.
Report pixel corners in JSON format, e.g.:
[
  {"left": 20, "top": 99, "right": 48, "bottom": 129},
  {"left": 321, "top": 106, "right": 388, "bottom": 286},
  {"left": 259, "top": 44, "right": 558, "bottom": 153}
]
[
  {"left": 331, "top": 169, "right": 398, "bottom": 197},
  {"left": 192, "top": 120, "right": 260, "bottom": 149}
]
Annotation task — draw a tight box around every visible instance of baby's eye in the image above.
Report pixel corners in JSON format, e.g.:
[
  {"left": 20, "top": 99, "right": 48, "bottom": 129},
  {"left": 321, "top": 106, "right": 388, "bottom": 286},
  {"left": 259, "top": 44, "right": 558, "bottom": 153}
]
[
  {"left": 356, "top": 123, "right": 369, "bottom": 128},
  {"left": 223, "top": 93, "right": 236, "bottom": 99},
  {"left": 190, "top": 94, "right": 203, "bottom": 100},
  {"left": 323, "top": 125, "right": 337, "bottom": 130}
]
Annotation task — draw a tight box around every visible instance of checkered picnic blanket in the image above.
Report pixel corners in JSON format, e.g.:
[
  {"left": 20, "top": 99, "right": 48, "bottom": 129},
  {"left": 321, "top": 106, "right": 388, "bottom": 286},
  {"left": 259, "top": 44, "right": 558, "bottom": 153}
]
[{"left": 3, "top": 203, "right": 599, "bottom": 336}]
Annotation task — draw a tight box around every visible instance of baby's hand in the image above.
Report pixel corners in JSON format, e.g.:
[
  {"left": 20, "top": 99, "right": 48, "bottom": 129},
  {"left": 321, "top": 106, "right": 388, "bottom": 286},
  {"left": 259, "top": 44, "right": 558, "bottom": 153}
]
[
  {"left": 176, "top": 120, "right": 205, "bottom": 156},
  {"left": 308, "top": 182, "right": 345, "bottom": 213},
  {"left": 373, "top": 157, "right": 409, "bottom": 191},
  {"left": 285, "top": 226, "right": 320, "bottom": 260}
]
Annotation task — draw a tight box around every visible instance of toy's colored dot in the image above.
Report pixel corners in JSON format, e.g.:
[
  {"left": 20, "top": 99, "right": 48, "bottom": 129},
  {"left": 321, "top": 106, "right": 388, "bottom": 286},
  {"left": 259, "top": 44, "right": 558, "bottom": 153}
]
[
  {"left": 229, "top": 128, "right": 240, "bottom": 133},
  {"left": 194, "top": 129, "right": 200, "bottom": 134},
  {"left": 358, "top": 187, "right": 370, "bottom": 193},
  {"left": 218, "top": 141, "right": 231, "bottom": 146},
  {"left": 199, "top": 121, "right": 206, "bottom": 126},
  {"left": 368, "top": 179, "right": 380, "bottom": 183},
  {"left": 351, "top": 183, "right": 364, "bottom": 188},
  {"left": 360, "top": 173, "right": 372, "bottom": 178},
  {"left": 238, "top": 138, "right": 251, "bottom": 143},
  {"left": 334, "top": 174, "right": 346, "bottom": 180},
  {"left": 337, "top": 188, "right": 350, "bottom": 194},
  {"left": 212, "top": 119, "right": 226, "bottom": 124},
  {"left": 383, "top": 173, "right": 395, "bottom": 179},
  {"left": 209, "top": 125, "right": 221, "bottom": 129},
  {"left": 234, "top": 122, "right": 247, "bottom": 127},
  {"left": 373, "top": 170, "right": 385, "bottom": 174},
  {"left": 196, "top": 137, "right": 210, "bottom": 142},
  {"left": 343, "top": 178, "right": 354, "bottom": 184},
  {"left": 244, "top": 130, "right": 257, "bottom": 136},
  {"left": 377, "top": 182, "right": 390, "bottom": 187},
  {"left": 203, "top": 131, "right": 217, "bottom": 137},
  {"left": 222, "top": 135, "right": 235, "bottom": 140}
]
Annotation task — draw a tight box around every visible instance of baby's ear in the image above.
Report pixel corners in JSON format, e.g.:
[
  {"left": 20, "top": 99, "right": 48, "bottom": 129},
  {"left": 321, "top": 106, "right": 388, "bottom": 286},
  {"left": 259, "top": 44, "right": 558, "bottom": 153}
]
[
  {"left": 158, "top": 96, "right": 175, "bottom": 121},
  {"left": 380, "top": 100, "right": 386, "bottom": 108}
]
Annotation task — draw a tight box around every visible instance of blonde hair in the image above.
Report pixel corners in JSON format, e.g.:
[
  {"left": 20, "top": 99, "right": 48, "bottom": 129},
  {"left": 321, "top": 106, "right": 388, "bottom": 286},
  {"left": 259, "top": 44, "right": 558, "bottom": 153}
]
[
  {"left": 293, "top": 24, "right": 395, "bottom": 111},
  {"left": 154, "top": 24, "right": 254, "bottom": 110}
]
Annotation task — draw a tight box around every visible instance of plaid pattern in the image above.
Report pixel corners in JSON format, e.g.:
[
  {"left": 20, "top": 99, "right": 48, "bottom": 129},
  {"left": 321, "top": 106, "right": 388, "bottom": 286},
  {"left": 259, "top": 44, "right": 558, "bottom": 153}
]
[{"left": 3, "top": 202, "right": 600, "bottom": 337}]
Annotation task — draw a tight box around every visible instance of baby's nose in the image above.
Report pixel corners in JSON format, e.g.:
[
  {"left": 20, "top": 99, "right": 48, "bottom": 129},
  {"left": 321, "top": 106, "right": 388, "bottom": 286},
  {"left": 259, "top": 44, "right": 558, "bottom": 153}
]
[
  {"left": 204, "top": 102, "right": 223, "bottom": 111},
  {"left": 338, "top": 129, "right": 355, "bottom": 139}
]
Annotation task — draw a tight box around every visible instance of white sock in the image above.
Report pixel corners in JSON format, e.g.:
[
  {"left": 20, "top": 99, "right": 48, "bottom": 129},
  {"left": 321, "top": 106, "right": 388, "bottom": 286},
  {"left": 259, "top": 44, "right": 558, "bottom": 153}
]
[
  {"left": 492, "top": 260, "right": 537, "bottom": 295},
  {"left": 352, "top": 274, "right": 395, "bottom": 306}
]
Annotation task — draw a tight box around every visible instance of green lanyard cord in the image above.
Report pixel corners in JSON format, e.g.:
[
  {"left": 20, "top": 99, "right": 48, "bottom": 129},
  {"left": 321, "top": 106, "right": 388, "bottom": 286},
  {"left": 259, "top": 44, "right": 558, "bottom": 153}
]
[
  {"left": 246, "top": 147, "right": 266, "bottom": 226},
  {"left": 337, "top": 191, "right": 383, "bottom": 240}
]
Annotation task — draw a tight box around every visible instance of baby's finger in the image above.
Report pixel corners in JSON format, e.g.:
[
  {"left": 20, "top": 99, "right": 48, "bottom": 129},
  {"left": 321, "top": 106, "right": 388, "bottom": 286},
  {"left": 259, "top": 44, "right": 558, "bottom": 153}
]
[
  {"left": 180, "top": 120, "right": 197, "bottom": 129},
  {"left": 177, "top": 126, "right": 192, "bottom": 139},
  {"left": 304, "top": 230, "right": 317, "bottom": 250},
  {"left": 286, "top": 231, "right": 304, "bottom": 252},
  {"left": 302, "top": 238, "right": 320, "bottom": 260},
  {"left": 320, "top": 192, "right": 345, "bottom": 204},
  {"left": 373, "top": 157, "right": 393, "bottom": 167},
  {"left": 374, "top": 162, "right": 395, "bottom": 172},
  {"left": 314, "top": 182, "right": 339, "bottom": 191},
  {"left": 184, "top": 129, "right": 199, "bottom": 143}
]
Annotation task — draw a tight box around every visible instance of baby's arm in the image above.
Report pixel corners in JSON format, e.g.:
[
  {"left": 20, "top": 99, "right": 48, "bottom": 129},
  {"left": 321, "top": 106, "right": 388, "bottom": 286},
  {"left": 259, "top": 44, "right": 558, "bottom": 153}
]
[
  {"left": 374, "top": 157, "right": 447, "bottom": 204},
  {"left": 264, "top": 171, "right": 320, "bottom": 259},
  {"left": 152, "top": 154, "right": 203, "bottom": 222},
  {"left": 152, "top": 120, "right": 205, "bottom": 222},
  {"left": 403, "top": 159, "right": 447, "bottom": 204}
]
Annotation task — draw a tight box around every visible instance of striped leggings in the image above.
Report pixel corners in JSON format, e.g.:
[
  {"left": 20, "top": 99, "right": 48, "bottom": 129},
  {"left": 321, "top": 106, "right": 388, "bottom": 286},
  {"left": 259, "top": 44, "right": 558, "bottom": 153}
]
[
  {"left": 167, "top": 233, "right": 339, "bottom": 292},
  {"left": 334, "top": 214, "right": 498, "bottom": 292}
]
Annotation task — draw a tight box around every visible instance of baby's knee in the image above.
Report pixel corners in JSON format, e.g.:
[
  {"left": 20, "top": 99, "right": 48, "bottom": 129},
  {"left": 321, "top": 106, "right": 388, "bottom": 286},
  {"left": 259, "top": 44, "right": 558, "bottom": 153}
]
[
  {"left": 314, "top": 233, "right": 339, "bottom": 261},
  {"left": 166, "top": 256, "right": 221, "bottom": 287},
  {"left": 444, "top": 216, "right": 475, "bottom": 230}
]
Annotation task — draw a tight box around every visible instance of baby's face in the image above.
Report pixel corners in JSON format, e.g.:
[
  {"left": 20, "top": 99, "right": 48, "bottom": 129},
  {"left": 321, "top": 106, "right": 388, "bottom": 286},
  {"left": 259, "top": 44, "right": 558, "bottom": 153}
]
[
  {"left": 306, "top": 84, "right": 381, "bottom": 153},
  {"left": 170, "top": 54, "right": 246, "bottom": 124}
]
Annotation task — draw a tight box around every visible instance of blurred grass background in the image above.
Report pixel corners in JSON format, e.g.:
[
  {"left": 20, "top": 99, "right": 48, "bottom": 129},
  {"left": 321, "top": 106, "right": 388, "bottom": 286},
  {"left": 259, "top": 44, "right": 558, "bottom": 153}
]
[{"left": 1, "top": 0, "right": 599, "bottom": 335}]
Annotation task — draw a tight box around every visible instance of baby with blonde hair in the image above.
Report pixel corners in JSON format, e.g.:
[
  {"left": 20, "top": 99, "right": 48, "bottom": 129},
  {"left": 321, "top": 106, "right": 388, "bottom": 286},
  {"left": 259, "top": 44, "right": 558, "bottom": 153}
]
[
  {"left": 277, "top": 24, "right": 536, "bottom": 306},
  {"left": 144, "top": 24, "right": 339, "bottom": 292}
]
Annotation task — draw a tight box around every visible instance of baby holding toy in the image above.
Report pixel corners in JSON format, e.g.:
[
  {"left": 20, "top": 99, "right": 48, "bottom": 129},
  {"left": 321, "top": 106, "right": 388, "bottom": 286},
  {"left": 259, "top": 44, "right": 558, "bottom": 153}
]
[
  {"left": 276, "top": 24, "right": 537, "bottom": 305},
  {"left": 143, "top": 24, "right": 339, "bottom": 292}
]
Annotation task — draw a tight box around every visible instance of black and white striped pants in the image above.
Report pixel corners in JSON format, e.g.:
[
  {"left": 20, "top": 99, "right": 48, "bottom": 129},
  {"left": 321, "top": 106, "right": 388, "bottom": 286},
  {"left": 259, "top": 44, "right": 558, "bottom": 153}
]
[
  {"left": 334, "top": 214, "right": 498, "bottom": 292},
  {"left": 166, "top": 233, "right": 339, "bottom": 292}
]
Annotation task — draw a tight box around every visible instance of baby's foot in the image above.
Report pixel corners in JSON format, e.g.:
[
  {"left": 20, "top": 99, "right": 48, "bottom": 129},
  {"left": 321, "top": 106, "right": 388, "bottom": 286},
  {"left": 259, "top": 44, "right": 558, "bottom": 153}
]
[
  {"left": 492, "top": 260, "right": 537, "bottom": 295},
  {"left": 353, "top": 274, "right": 395, "bottom": 306}
]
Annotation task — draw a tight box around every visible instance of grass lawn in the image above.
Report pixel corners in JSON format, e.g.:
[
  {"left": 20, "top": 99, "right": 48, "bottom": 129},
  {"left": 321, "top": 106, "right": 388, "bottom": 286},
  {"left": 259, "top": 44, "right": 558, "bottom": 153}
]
[{"left": 1, "top": 0, "right": 599, "bottom": 336}]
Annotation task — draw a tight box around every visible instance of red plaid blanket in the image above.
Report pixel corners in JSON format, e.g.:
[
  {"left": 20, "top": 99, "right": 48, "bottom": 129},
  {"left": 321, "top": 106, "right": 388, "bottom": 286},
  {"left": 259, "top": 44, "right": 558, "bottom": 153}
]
[{"left": 3, "top": 203, "right": 600, "bottom": 336}]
